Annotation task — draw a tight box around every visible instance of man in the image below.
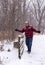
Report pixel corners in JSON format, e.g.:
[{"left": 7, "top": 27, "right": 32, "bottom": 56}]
[{"left": 15, "top": 21, "right": 40, "bottom": 53}]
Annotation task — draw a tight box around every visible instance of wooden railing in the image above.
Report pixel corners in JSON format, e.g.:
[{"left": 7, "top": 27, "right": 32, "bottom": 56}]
[{"left": 14, "top": 35, "right": 24, "bottom": 59}]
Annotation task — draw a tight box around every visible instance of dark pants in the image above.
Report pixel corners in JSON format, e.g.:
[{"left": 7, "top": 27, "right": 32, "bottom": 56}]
[{"left": 26, "top": 37, "right": 33, "bottom": 52}]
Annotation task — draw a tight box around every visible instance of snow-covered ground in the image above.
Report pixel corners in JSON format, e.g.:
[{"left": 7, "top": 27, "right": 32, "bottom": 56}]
[{"left": 0, "top": 35, "right": 45, "bottom": 65}]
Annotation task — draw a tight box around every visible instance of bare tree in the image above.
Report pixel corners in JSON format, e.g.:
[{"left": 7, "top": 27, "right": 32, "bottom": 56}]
[
  {"left": 30, "top": 0, "right": 45, "bottom": 33},
  {"left": 0, "top": 0, "right": 33, "bottom": 40}
]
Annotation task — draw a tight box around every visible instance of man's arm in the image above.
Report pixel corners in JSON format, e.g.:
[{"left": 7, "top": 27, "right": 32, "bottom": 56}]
[
  {"left": 32, "top": 27, "right": 40, "bottom": 33},
  {"left": 15, "top": 28, "right": 25, "bottom": 33}
]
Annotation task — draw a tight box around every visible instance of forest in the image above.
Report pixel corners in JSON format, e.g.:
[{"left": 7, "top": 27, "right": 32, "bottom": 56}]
[{"left": 0, "top": 0, "right": 45, "bottom": 40}]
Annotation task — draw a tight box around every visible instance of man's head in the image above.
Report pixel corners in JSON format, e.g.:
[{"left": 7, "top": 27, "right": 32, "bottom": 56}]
[{"left": 25, "top": 21, "right": 29, "bottom": 27}]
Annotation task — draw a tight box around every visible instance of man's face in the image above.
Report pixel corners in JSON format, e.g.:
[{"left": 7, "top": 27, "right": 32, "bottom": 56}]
[{"left": 25, "top": 23, "right": 29, "bottom": 26}]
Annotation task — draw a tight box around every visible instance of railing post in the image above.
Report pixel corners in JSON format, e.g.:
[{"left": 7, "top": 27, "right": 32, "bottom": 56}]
[
  {"left": 14, "top": 34, "right": 24, "bottom": 59},
  {"left": 18, "top": 35, "right": 21, "bottom": 59}
]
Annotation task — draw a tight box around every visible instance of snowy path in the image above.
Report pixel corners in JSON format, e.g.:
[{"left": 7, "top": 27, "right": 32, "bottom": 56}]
[{"left": 0, "top": 35, "right": 45, "bottom": 65}]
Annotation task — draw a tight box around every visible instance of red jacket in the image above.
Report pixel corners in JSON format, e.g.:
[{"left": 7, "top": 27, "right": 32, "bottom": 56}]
[{"left": 17, "top": 26, "right": 39, "bottom": 38}]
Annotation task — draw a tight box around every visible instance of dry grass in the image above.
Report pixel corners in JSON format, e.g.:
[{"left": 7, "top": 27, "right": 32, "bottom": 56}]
[
  {"left": 0, "top": 31, "right": 12, "bottom": 40},
  {"left": 0, "top": 31, "right": 22, "bottom": 40}
]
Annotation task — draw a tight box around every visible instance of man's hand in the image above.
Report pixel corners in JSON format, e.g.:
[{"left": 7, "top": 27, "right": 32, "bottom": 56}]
[
  {"left": 38, "top": 31, "right": 40, "bottom": 33},
  {"left": 15, "top": 29, "right": 18, "bottom": 31}
]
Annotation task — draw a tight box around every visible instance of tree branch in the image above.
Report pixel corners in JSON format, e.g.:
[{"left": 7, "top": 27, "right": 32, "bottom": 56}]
[
  {"left": 32, "top": 2, "right": 38, "bottom": 21},
  {"left": 25, "top": 0, "right": 32, "bottom": 11}
]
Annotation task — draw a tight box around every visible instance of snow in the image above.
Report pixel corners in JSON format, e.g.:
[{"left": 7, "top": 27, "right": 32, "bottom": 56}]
[{"left": 0, "top": 35, "right": 45, "bottom": 65}]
